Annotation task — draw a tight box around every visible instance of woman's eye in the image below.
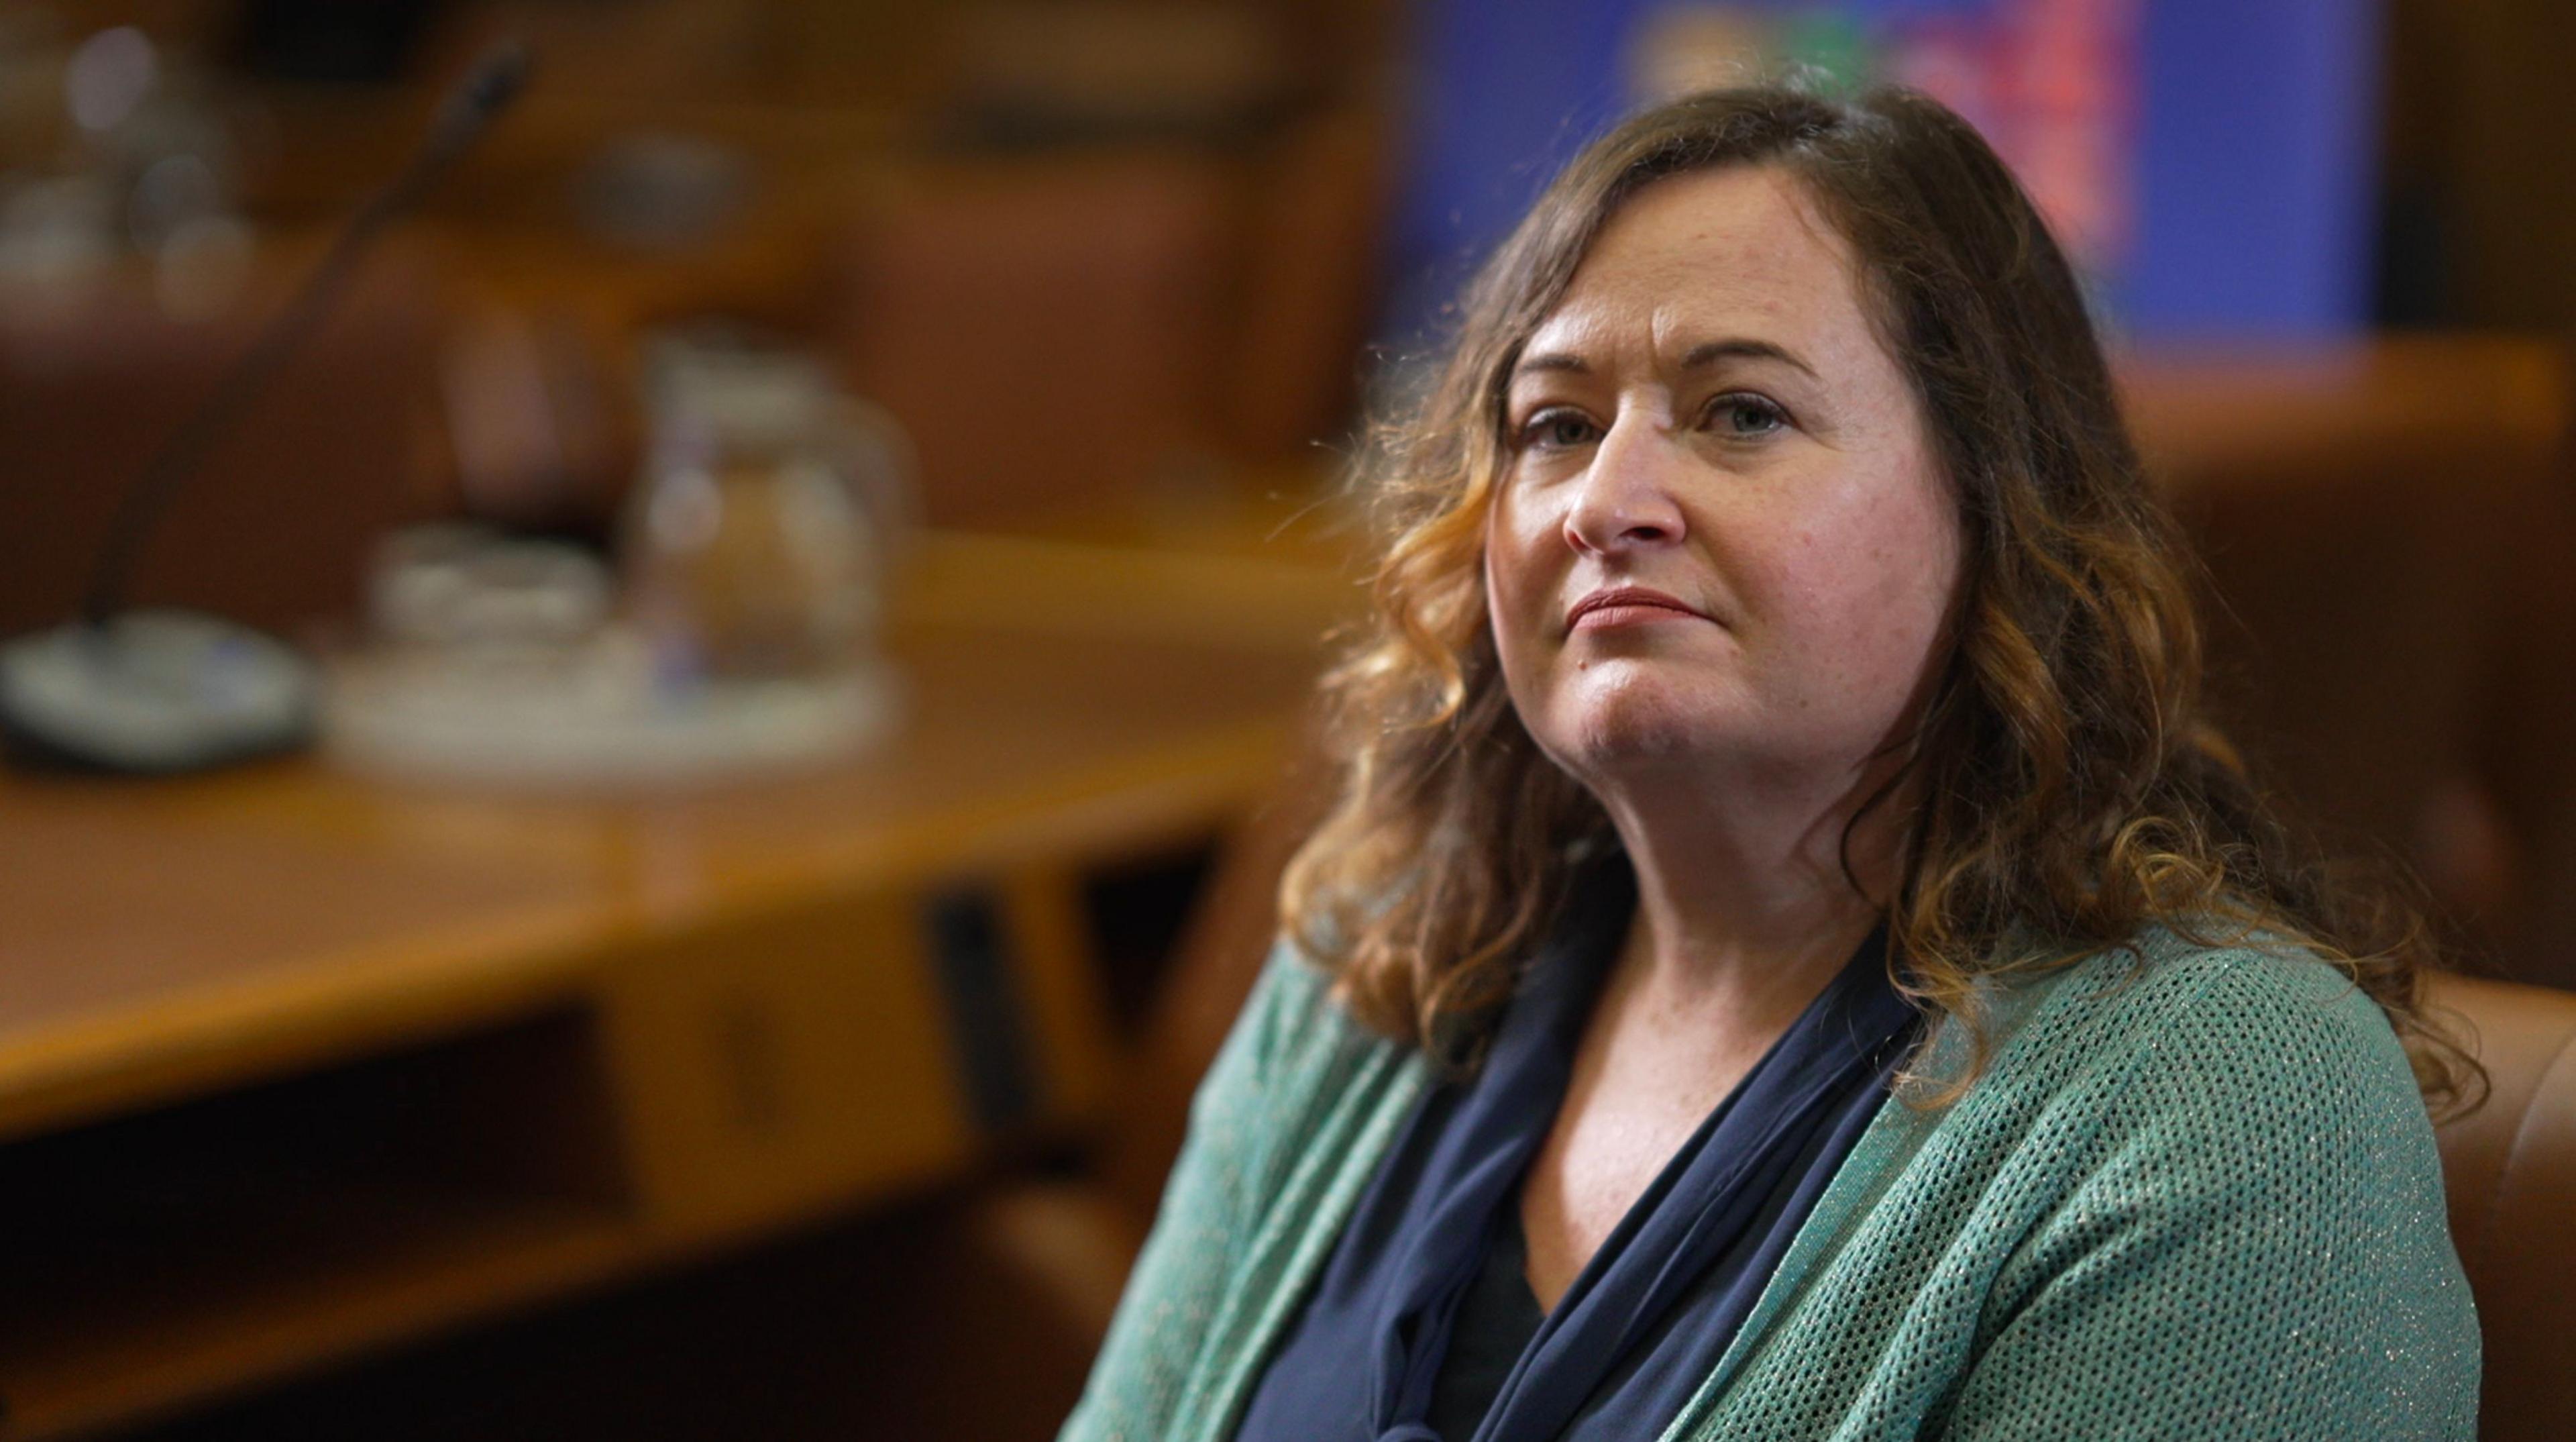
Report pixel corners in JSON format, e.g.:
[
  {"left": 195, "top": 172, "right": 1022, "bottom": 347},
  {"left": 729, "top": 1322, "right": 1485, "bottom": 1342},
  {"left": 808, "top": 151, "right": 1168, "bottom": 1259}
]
[
  {"left": 1705, "top": 393, "right": 1787, "bottom": 437},
  {"left": 1520, "top": 409, "right": 1600, "bottom": 451}
]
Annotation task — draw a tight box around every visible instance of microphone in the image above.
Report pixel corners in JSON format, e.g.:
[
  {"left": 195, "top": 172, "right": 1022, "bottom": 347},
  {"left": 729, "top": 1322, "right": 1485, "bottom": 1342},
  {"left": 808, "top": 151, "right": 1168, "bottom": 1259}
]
[
  {"left": 0, "top": 42, "right": 532, "bottom": 774},
  {"left": 433, "top": 41, "right": 531, "bottom": 156}
]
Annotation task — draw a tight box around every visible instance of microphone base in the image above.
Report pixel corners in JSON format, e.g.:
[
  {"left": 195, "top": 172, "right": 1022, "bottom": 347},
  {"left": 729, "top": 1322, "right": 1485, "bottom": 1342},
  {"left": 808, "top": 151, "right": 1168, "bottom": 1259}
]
[{"left": 0, "top": 611, "right": 319, "bottom": 776}]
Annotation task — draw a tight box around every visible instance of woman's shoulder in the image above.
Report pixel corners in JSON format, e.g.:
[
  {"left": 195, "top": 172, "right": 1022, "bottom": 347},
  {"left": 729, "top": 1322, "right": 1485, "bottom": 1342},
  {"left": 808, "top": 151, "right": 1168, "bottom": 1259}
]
[
  {"left": 1230, "top": 936, "right": 1393, "bottom": 1074},
  {"left": 1190, "top": 937, "right": 1427, "bottom": 1141},
  {"left": 2040, "top": 925, "right": 2401, "bottom": 1056},
  {"left": 1966, "top": 923, "right": 2428, "bottom": 1139},
  {"left": 1801, "top": 929, "right": 2479, "bottom": 1442},
  {"left": 1869, "top": 927, "right": 2461, "bottom": 1321}
]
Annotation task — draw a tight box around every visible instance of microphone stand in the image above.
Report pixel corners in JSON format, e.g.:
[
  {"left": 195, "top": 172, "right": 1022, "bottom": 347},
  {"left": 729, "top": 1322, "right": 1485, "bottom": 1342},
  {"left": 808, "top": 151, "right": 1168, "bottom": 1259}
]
[{"left": 0, "top": 42, "right": 531, "bottom": 775}]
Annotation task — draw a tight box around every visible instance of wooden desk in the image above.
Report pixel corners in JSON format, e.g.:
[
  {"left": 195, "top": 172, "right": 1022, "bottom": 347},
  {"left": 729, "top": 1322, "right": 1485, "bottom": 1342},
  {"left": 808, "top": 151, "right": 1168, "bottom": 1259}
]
[{"left": 0, "top": 535, "right": 1346, "bottom": 1439}]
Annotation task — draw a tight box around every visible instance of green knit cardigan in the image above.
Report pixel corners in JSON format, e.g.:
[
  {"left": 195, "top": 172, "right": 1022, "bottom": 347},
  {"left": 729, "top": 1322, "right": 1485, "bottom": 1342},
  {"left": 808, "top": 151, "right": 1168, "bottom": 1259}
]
[{"left": 1059, "top": 927, "right": 2479, "bottom": 1441}]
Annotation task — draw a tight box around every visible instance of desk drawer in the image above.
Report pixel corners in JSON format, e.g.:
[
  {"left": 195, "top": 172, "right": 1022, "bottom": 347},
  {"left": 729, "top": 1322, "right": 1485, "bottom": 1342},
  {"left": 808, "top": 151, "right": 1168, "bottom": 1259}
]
[{"left": 601, "top": 868, "right": 1112, "bottom": 1237}]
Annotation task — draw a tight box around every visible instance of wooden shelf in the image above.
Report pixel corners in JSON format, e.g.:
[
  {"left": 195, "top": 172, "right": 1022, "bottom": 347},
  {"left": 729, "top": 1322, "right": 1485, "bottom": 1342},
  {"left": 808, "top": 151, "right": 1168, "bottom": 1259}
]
[{"left": 0, "top": 1009, "right": 641, "bottom": 1439}]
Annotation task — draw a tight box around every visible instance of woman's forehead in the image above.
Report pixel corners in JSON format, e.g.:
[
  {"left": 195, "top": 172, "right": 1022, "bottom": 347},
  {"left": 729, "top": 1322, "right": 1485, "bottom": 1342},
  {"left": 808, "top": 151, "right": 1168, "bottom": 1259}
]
[{"left": 1521, "top": 166, "right": 1880, "bottom": 375}]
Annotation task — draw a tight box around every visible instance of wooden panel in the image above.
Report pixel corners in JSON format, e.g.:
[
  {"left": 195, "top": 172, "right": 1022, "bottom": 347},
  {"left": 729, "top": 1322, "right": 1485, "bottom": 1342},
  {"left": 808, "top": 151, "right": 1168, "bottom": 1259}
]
[
  {"left": 602, "top": 887, "right": 967, "bottom": 1237},
  {"left": 1002, "top": 864, "right": 1120, "bottom": 1126}
]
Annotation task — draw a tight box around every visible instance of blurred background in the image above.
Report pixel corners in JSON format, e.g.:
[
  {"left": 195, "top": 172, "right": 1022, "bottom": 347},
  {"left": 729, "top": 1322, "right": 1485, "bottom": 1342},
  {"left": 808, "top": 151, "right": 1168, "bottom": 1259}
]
[{"left": 0, "top": 0, "right": 2570, "bottom": 1438}]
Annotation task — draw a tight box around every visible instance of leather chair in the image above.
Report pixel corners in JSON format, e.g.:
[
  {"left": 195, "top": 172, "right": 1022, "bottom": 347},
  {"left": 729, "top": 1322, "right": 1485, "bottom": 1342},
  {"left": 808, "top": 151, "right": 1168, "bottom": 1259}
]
[
  {"left": 2426, "top": 970, "right": 2576, "bottom": 1440},
  {"left": 822, "top": 106, "right": 1390, "bottom": 532},
  {"left": 0, "top": 245, "right": 445, "bottom": 641},
  {"left": 827, "top": 151, "right": 1236, "bottom": 531},
  {"left": 2130, "top": 339, "right": 2576, "bottom": 989}
]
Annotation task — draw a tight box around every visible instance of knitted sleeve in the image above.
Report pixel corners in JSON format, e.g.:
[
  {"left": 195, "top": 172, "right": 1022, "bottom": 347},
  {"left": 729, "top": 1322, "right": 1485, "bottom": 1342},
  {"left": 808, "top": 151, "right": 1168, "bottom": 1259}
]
[
  {"left": 1931, "top": 953, "right": 2479, "bottom": 1441},
  {"left": 1058, "top": 945, "right": 1308, "bottom": 1442}
]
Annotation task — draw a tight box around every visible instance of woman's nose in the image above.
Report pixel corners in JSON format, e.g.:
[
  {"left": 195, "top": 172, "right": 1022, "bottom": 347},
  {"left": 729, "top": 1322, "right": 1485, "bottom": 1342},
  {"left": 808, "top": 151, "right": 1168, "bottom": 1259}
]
[{"left": 1562, "top": 412, "right": 1687, "bottom": 556}]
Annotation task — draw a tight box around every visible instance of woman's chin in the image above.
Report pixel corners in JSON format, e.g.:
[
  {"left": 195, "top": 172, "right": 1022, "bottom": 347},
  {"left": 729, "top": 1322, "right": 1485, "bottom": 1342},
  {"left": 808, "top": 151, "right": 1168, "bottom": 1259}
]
[{"left": 1544, "top": 692, "right": 1744, "bottom": 770}]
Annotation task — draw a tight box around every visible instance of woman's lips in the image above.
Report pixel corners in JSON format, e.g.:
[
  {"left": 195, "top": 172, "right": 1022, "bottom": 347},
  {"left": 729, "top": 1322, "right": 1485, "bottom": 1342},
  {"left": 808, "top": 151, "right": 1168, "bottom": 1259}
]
[{"left": 1566, "top": 586, "right": 1711, "bottom": 632}]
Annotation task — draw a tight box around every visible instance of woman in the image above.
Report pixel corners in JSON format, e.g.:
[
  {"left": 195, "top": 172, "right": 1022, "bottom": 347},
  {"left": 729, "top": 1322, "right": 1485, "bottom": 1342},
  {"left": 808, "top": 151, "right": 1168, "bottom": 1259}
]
[{"left": 1063, "top": 85, "right": 2481, "bottom": 1442}]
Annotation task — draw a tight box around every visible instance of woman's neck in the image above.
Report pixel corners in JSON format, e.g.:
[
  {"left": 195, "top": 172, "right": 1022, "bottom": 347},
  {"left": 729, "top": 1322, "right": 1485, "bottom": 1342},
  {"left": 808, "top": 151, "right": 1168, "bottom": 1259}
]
[{"left": 1589, "top": 749, "right": 1908, "bottom": 1013}]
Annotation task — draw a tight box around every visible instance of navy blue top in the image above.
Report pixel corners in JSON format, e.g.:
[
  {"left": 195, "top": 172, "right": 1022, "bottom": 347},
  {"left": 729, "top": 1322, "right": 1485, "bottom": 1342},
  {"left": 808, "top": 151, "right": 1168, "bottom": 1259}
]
[{"left": 1232, "top": 852, "right": 1923, "bottom": 1442}]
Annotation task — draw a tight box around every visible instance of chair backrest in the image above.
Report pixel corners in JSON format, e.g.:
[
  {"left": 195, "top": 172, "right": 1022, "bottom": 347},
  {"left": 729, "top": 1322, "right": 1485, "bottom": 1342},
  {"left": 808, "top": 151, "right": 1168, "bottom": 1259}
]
[
  {"left": 2426, "top": 970, "right": 2576, "bottom": 1441},
  {"left": 2127, "top": 339, "right": 2576, "bottom": 987},
  {"left": 0, "top": 249, "right": 443, "bottom": 640},
  {"left": 826, "top": 152, "right": 1235, "bottom": 531}
]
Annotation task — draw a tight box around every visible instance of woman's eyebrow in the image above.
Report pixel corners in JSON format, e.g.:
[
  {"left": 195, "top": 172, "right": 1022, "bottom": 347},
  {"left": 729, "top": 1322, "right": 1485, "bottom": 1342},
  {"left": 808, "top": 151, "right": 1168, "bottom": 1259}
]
[
  {"left": 1679, "top": 337, "right": 1818, "bottom": 378},
  {"left": 1509, "top": 338, "right": 1819, "bottom": 384},
  {"left": 1509, "top": 350, "right": 1591, "bottom": 382}
]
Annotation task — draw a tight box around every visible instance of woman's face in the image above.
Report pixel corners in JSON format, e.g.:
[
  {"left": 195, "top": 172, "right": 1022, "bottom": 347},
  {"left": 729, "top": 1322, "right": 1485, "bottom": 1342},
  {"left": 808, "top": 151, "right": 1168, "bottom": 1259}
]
[{"left": 1484, "top": 165, "right": 1961, "bottom": 794}]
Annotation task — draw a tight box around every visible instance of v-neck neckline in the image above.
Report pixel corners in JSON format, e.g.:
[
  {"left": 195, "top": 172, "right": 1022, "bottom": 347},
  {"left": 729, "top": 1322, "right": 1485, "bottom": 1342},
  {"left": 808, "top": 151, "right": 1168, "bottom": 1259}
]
[{"left": 1226, "top": 848, "right": 1924, "bottom": 1442}]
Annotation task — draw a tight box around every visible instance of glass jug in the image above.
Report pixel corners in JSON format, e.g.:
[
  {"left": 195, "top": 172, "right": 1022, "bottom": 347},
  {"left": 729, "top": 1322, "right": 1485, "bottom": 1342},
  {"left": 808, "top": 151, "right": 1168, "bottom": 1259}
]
[{"left": 620, "top": 331, "right": 914, "bottom": 694}]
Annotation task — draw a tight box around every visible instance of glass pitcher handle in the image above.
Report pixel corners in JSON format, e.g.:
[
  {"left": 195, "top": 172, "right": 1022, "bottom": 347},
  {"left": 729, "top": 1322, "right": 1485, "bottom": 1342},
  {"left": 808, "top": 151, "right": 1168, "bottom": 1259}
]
[{"left": 826, "top": 395, "right": 922, "bottom": 564}]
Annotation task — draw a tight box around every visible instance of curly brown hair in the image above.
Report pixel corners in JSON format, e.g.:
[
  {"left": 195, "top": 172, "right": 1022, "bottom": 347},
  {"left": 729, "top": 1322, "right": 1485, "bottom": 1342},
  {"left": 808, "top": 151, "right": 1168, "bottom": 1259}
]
[{"left": 1279, "top": 82, "right": 2479, "bottom": 1113}]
